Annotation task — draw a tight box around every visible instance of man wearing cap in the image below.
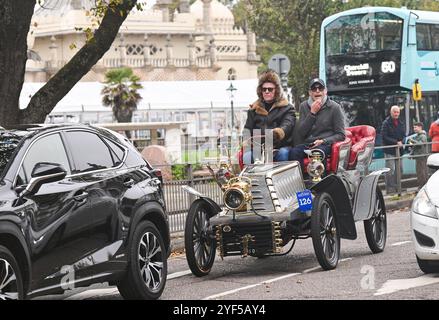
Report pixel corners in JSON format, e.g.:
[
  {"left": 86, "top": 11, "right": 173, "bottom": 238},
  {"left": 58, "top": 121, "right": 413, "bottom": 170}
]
[{"left": 289, "top": 78, "right": 345, "bottom": 169}]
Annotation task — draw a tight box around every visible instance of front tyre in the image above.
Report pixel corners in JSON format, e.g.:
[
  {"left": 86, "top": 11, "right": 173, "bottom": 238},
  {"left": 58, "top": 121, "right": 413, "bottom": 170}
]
[
  {"left": 117, "top": 221, "right": 167, "bottom": 300},
  {"left": 0, "top": 245, "right": 24, "bottom": 300},
  {"left": 311, "top": 192, "right": 340, "bottom": 270},
  {"left": 185, "top": 201, "right": 216, "bottom": 277},
  {"left": 364, "top": 188, "right": 387, "bottom": 253}
]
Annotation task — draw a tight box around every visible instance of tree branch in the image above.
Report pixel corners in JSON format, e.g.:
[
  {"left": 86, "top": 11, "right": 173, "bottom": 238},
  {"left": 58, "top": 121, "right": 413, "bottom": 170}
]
[{"left": 22, "top": 0, "right": 137, "bottom": 123}]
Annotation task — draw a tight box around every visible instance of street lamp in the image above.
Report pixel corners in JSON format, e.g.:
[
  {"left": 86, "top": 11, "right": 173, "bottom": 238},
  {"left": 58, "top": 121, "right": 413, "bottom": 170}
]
[{"left": 226, "top": 82, "right": 237, "bottom": 136}]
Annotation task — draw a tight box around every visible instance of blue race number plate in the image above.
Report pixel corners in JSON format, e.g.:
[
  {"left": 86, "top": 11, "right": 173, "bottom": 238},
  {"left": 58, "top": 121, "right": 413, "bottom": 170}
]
[{"left": 296, "top": 190, "right": 313, "bottom": 212}]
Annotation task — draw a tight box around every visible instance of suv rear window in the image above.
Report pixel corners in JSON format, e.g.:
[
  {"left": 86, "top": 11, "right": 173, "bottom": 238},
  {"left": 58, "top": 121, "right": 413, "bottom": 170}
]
[{"left": 65, "top": 131, "right": 119, "bottom": 174}]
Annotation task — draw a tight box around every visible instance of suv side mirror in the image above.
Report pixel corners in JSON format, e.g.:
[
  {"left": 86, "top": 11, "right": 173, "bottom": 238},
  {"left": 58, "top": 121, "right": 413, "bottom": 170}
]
[
  {"left": 24, "top": 162, "right": 67, "bottom": 196},
  {"left": 427, "top": 154, "right": 439, "bottom": 170}
]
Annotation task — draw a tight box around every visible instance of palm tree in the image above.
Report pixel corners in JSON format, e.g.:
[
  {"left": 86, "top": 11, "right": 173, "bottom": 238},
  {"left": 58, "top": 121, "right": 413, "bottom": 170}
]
[{"left": 101, "top": 68, "right": 143, "bottom": 138}]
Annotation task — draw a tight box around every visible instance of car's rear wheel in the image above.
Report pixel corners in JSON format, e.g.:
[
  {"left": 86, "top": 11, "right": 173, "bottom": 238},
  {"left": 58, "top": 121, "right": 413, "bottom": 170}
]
[
  {"left": 416, "top": 256, "right": 439, "bottom": 274},
  {"left": 117, "top": 221, "right": 167, "bottom": 300},
  {"left": 185, "top": 201, "right": 216, "bottom": 277},
  {"left": 0, "top": 245, "right": 24, "bottom": 300},
  {"left": 311, "top": 192, "right": 340, "bottom": 270},
  {"left": 364, "top": 187, "right": 387, "bottom": 253}
]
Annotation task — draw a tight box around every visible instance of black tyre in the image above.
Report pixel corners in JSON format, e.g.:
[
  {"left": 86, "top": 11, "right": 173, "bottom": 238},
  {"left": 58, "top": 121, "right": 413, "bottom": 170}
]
[
  {"left": 0, "top": 245, "right": 24, "bottom": 300},
  {"left": 117, "top": 221, "right": 167, "bottom": 300},
  {"left": 311, "top": 192, "right": 340, "bottom": 270},
  {"left": 416, "top": 256, "right": 439, "bottom": 274},
  {"left": 185, "top": 201, "right": 216, "bottom": 277},
  {"left": 364, "top": 188, "right": 387, "bottom": 253}
]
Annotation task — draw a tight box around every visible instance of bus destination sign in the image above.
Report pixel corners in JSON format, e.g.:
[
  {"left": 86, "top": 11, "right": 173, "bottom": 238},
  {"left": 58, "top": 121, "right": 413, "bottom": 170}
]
[{"left": 325, "top": 51, "right": 401, "bottom": 92}]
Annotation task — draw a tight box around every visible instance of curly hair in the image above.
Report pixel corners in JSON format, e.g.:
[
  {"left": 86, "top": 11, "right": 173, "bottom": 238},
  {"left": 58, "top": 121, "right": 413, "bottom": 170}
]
[{"left": 256, "top": 69, "right": 283, "bottom": 102}]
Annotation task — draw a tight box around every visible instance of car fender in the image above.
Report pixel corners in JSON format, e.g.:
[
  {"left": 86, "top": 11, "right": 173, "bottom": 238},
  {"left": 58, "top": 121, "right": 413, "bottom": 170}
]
[
  {"left": 0, "top": 221, "right": 32, "bottom": 294},
  {"left": 128, "top": 201, "right": 171, "bottom": 256},
  {"left": 353, "top": 168, "right": 390, "bottom": 221},
  {"left": 190, "top": 198, "right": 222, "bottom": 218},
  {"left": 182, "top": 185, "right": 222, "bottom": 216},
  {"left": 310, "top": 175, "right": 357, "bottom": 240}
]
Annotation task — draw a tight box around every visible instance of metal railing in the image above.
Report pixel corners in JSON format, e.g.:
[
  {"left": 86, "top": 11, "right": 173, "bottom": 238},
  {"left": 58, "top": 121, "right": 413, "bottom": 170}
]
[
  {"left": 162, "top": 164, "right": 223, "bottom": 233},
  {"left": 370, "top": 141, "right": 434, "bottom": 196}
]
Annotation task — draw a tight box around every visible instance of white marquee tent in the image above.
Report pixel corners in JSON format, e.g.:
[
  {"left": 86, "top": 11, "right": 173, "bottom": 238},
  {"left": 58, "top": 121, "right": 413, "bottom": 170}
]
[{"left": 20, "top": 79, "right": 259, "bottom": 113}]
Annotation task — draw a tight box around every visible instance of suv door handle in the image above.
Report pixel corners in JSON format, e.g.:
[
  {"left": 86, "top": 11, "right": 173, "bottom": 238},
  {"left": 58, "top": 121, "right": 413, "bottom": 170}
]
[
  {"left": 124, "top": 178, "right": 135, "bottom": 188},
  {"left": 73, "top": 191, "right": 88, "bottom": 202}
]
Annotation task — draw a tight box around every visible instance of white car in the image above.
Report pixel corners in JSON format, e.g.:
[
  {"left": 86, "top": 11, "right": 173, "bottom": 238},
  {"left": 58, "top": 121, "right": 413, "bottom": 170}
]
[{"left": 411, "top": 153, "right": 439, "bottom": 273}]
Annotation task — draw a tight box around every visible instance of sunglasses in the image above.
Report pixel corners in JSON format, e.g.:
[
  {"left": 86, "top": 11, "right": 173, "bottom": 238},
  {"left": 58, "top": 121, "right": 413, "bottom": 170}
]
[
  {"left": 310, "top": 86, "right": 325, "bottom": 92},
  {"left": 262, "top": 87, "right": 275, "bottom": 93}
]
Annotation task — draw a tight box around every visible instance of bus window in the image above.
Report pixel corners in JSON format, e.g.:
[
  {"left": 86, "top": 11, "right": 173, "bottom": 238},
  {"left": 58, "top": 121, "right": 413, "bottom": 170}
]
[
  {"left": 325, "top": 12, "right": 403, "bottom": 56},
  {"left": 416, "top": 24, "right": 432, "bottom": 50},
  {"left": 431, "top": 25, "right": 439, "bottom": 50}
]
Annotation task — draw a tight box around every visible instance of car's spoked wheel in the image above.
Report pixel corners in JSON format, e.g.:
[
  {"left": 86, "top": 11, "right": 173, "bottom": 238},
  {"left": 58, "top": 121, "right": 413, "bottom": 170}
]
[
  {"left": 311, "top": 193, "right": 340, "bottom": 270},
  {"left": 117, "top": 221, "right": 167, "bottom": 300},
  {"left": 364, "top": 188, "right": 387, "bottom": 253},
  {"left": 0, "top": 246, "right": 23, "bottom": 300},
  {"left": 138, "top": 231, "right": 165, "bottom": 293},
  {"left": 185, "top": 200, "right": 216, "bottom": 277}
]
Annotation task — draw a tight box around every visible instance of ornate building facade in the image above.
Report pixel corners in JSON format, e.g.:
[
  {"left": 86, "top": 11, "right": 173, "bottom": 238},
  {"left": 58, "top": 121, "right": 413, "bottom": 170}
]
[{"left": 26, "top": 0, "right": 260, "bottom": 82}]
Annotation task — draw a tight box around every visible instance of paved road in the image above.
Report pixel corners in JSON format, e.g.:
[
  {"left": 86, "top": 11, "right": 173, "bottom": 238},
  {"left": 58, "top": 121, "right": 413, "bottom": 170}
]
[{"left": 34, "top": 207, "right": 439, "bottom": 300}]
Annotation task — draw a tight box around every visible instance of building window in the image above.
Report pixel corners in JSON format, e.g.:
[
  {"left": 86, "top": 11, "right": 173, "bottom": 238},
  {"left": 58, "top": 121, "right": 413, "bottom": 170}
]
[
  {"left": 217, "top": 45, "right": 241, "bottom": 53},
  {"left": 228, "top": 68, "right": 237, "bottom": 80},
  {"left": 126, "top": 44, "right": 144, "bottom": 55},
  {"left": 125, "top": 44, "right": 162, "bottom": 56}
]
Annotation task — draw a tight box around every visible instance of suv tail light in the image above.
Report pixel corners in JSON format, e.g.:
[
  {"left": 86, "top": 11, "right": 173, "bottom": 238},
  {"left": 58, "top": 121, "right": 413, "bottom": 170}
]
[{"left": 151, "top": 168, "right": 163, "bottom": 184}]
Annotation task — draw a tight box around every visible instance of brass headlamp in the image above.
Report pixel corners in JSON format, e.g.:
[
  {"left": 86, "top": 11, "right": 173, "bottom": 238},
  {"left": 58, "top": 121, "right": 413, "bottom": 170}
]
[
  {"left": 306, "top": 149, "right": 326, "bottom": 182},
  {"left": 223, "top": 177, "right": 252, "bottom": 211}
]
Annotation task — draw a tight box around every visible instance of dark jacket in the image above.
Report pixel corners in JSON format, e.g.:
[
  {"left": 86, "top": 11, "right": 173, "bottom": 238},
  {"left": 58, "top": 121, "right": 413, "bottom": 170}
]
[
  {"left": 244, "top": 98, "right": 296, "bottom": 148},
  {"left": 407, "top": 130, "right": 427, "bottom": 156},
  {"left": 295, "top": 98, "right": 345, "bottom": 145},
  {"left": 381, "top": 116, "right": 406, "bottom": 155}
]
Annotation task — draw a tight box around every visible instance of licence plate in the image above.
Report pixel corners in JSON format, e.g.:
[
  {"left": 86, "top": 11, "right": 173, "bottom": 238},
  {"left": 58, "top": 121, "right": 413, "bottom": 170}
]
[{"left": 296, "top": 189, "right": 312, "bottom": 212}]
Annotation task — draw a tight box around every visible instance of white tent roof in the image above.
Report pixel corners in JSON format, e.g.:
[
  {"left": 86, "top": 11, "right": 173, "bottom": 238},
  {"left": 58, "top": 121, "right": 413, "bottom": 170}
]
[{"left": 20, "top": 79, "right": 259, "bottom": 113}]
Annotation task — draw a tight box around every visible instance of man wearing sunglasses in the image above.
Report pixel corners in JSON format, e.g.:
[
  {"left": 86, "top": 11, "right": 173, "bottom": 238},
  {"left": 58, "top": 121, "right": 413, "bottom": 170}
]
[
  {"left": 243, "top": 70, "right": 295, "bottom": 164},
  {"left": 289, "top": 78, "right": 345, "bottom": 169}
]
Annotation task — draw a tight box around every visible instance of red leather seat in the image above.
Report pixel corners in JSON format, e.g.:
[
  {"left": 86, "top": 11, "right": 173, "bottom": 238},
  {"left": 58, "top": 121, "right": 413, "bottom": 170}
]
[
  {"left": 302, "top": 135, "right": 351, "bottom": 174},
  {"left": 345, "top": 125, "right": 376, "bottom": 169}
]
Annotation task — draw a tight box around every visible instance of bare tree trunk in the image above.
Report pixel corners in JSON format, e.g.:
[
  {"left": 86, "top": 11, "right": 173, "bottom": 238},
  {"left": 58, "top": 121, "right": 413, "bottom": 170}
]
[
  {"left": 0, "top": 0, "right": 36, "bottom": 127},
  {"left": 20, "top": 0, "right": 137, "bottom": 124}
]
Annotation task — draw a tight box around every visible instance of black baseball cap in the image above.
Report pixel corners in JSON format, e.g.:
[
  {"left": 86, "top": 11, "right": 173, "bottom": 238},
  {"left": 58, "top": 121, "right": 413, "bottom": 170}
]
[{"left": 309, "top": 78, "right": 326, "bottom": 90}]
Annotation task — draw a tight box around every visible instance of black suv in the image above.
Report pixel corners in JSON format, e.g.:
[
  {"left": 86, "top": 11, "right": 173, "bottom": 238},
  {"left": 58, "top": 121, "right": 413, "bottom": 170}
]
[{"left": 0, "top": 124, "right": 170, "bottom": 300}]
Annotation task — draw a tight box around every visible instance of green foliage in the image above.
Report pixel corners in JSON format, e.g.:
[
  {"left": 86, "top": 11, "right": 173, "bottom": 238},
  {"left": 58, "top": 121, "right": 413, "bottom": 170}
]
[
  {"left": 233, "top": 0, "right": 439, "bottom": 105},
  {"left": 171, "top": 164, "right": 187, "bottom": 180}
]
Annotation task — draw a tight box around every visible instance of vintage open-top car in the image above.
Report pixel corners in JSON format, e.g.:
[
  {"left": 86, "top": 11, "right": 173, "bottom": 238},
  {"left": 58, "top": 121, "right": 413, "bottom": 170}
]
[{"left": 183, "top": 125, "right": 389, "bottom": 276}]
